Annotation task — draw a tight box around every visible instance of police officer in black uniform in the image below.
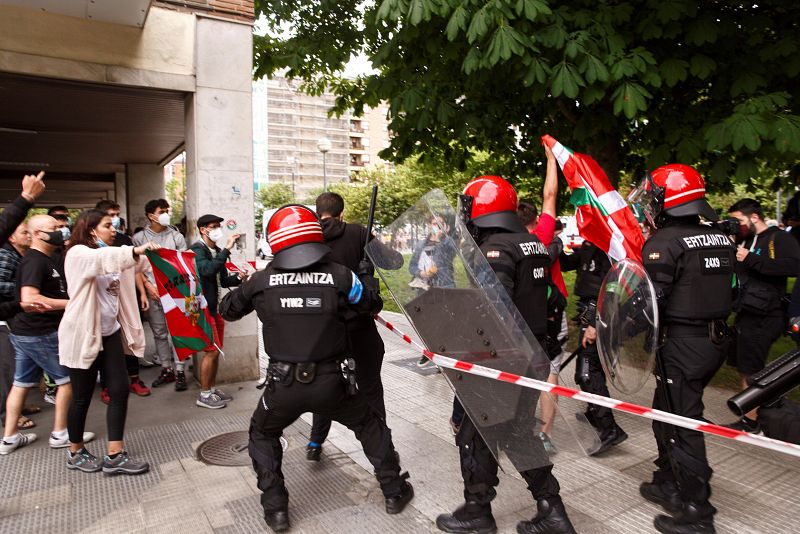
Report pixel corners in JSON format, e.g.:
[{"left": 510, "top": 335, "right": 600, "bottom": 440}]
[
  {"left": 307, "top": 192, "right": 402, "bottom": 461},
  {"left": 220, "top": 205, "right": 413, "bottom": 532},
  {"left": 633, "top": 165, "right": 736, "bottom": 534},
  {"left": 435, "top": 173, "right": 576, "bottom": 534},
  {"left": 560, "top": 240, "right": 628, "bottom": 454}
]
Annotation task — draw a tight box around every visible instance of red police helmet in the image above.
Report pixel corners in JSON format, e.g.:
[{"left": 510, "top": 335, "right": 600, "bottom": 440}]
[
  {"left": 459, "top": 175, "right": 526, "bottom": 232},
  {"left": 650, "top": 164, "right": 718, "bottom": 221},
  {"left": 267, "top": 205, "right": 330, "bottom": 269}
]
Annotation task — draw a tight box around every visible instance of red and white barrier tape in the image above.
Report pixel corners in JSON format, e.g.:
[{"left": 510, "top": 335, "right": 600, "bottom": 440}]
[{"left": 374, "top": 314, "right": 800, "bottom": 459}]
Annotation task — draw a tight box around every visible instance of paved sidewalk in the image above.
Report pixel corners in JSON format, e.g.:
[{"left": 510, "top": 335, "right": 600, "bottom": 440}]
[{"left": 1, "top": 311, "right": 798, "bottom": 533}]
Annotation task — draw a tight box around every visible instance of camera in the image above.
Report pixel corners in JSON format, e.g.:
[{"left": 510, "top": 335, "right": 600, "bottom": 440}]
[{"left": 710, "top": 217, "right": 740, "bottom": 236}]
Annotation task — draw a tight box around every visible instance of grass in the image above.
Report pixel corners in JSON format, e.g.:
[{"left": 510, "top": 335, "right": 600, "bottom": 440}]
[{"left": 379, "top": 266, "right": 799, "bottom": 402}]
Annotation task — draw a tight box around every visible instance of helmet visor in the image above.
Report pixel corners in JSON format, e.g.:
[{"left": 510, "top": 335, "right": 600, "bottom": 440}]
[{"left": 627, "top": 174, "right": 663, "bottom": 227}]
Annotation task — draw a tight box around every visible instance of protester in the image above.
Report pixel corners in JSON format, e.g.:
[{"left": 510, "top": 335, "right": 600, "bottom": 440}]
[
  {"left": 307, "top": 192, "right": 403, "bottom": 461},
  {"left": 133, "top": 199, "right": 188, "bottom": 390},
  {"left": 0, "top": 172, "right": 45, "bottom": 248},
  {"left": 189, "top": 214, "right": 243, "bottom": 409},
  {"left": 0, "top": 223, "right": 33, "bottom": 431},
  {"left": 1, "top": 215, "right": 94, "bottom": 455},
  {"left": 56, "top": 210, "right": 157, "bottom": 473},
  {"left": 96, "top": 200, "right": 152, "bottom": 403},
  {"left": 408, "top": 214, "right": 456, "bottom": 367},
  {"left": 517, "top": 148, "right": 563, "bottom": 454},
  {"left": 47, "top": 206, "right": 72, "bottom": 243},
  {"left": 725, "top": 198, "right": 800, "bottom": 431}
]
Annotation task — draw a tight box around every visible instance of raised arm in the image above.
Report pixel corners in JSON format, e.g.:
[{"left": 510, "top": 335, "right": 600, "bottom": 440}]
[{"left": 541, "top": 144, "right": 558, "bottom": 219}]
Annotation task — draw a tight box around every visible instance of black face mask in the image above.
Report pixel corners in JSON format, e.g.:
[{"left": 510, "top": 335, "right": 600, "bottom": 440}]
[{"left": 41, "top": 230, "right": 65, "bottom": 247}]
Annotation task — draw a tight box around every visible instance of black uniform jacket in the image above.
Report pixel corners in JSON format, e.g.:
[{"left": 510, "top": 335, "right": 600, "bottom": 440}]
[
  {"left": 642, "top": 222, "right": 735, "bottom": 325},
  {"left": 220, "top": 259, "right": 380, "bottom": 363},
  {"left": 480, "top": 231, "right": 551, "bottom": 336}
]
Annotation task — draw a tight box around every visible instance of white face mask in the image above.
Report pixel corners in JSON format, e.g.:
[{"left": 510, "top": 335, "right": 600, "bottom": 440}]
[
  {"left": 156, "top": 213, "right": 171, "bottom": 226},
  {"left": 207, "top": 228, "right": 224, "bottom": 242},
  {"left": 111, "top": 216, "right": 121, "bottom": 230}
]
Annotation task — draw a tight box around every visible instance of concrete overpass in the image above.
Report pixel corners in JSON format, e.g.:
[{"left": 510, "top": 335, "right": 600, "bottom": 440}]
[{"left": 0, "top": 0, "right": 259, "bottom": 383}]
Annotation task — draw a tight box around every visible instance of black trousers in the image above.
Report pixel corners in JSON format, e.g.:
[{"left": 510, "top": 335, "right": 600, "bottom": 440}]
[
  {"left": 309, "top": 324, "right": 386, "bottom": 444},
  {"left": 454, "top": 399, "right": 560, "bottom": 507},
  {"left": 67, "top": 330, "right": 130, "bottom": 443},
  {"left": 574, "top": 326, "right": 620, "bottom": 438},
  {"left": 651, "top": 335, "right": 726, "bottom": 505},
  {"left": 249, "top": 370, "right": 403, "bottom": 514}
]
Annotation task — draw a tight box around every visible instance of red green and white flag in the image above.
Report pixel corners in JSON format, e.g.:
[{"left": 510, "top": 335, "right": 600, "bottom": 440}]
[
  {"left": 541, "top": 134, "right": 644, "bottom": 262},
  {"left": 146, "top": 249, "right": 215, "bottom": 361}
]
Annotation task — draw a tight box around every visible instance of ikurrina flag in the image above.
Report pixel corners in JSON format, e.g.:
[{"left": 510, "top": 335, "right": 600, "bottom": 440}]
[
  {"left": 541, "top": 134, "right": 644, "bottom": 262},
  {"left": 145, "top": 249, "right": 215, "bottom": 360}
]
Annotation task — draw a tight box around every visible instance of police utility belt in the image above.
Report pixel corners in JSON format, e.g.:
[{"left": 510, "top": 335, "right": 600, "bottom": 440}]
[
  {"left": 662, "top": 320, "right": 731, "bottom": 345},
  {"left": 261, "top": 357, "right": 358, "bottom": 395}
]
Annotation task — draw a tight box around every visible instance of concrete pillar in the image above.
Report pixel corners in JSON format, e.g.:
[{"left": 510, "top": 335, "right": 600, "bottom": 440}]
[
  {"left": 185, "top": 15, "right": 258, "bottom": 384},
  {"left": 126, "top": 163, "right": 165, "bottom": 232},
  {"left": 114, "top": 171, "right": 128, "bottom": 222}
]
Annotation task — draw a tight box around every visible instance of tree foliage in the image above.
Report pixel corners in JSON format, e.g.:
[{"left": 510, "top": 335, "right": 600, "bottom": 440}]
[
  {"left": 255, "top": 182, "right": 295, "bottom": 229},
  {"left": 254, "top": 0, "right": 800, "bottom": 192}
]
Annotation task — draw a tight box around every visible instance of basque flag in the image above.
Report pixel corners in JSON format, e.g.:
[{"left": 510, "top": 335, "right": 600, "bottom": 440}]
[
  {"left": 541, "top": 134, "right": 645, "bottom": 262},
  {"left": 145, "top": 249, "right": 215, "bottom": 360}
]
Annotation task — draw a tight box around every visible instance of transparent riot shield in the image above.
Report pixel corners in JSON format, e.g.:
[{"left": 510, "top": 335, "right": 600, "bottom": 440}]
[
  {"left": 366, "top": 190, "right": 601, "bottom": 470},
  {"left": 596, "top": 258, "right": 659, "bottom": 395}
]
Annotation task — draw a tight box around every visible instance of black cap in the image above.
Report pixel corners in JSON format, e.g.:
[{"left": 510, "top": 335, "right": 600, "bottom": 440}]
[{"left": 197, "top": 214, "right": 224, "bottom": 228}]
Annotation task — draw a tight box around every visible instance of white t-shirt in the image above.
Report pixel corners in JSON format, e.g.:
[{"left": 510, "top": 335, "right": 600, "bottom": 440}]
[{"left": 96, "top": 273, "right": 121, "bottom": 336}]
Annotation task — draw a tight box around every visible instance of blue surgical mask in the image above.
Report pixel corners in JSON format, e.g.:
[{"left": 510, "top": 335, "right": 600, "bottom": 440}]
[
  {"left": 59, "top": 227, "right": 71, "bottom": 241},
  {"left": 96, "top": 238, "right": 108, "bottom": 248},
  {"left": 111, "top": 216, "right": 121, "bottom": 230}
]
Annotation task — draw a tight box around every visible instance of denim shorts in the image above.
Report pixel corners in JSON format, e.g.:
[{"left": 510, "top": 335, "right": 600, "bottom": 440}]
[{"left": 10, "top": 331, "right": 70, "bottom": 387}]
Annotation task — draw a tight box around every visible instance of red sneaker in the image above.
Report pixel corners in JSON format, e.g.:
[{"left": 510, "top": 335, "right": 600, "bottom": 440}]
[
  {"left": 130, "top": 378, "right": 151, "bottom": 397},
  {"left": 100, "top": 388, "right": 110, "bottom": 405}
]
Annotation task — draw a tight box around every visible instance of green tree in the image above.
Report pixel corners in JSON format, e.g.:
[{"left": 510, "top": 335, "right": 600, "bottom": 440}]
[
  {"left": 255, "top": 182, "right": 295, "bottom": 229},
  {"left": 165, "top": 165, "right": 185, "bottom": 225},
  {"left": 255, "top": 0, "right": 800, "bottom": 191}
]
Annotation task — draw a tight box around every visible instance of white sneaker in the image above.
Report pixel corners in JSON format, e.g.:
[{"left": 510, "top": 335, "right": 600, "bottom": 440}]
[
  {"left": 0, "top": 433, "right": 37, "bottom": 455},
  {"left": 49, "top": 431, "right": 95, "bottom": 449}
]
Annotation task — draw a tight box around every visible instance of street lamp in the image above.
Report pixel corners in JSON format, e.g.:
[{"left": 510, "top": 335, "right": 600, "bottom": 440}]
[
  {"left": 317, "top": 137, "right": 331, "bottom": 191},
  {"left": 286, "top": 156, "right": 297, "bottom": 199}
]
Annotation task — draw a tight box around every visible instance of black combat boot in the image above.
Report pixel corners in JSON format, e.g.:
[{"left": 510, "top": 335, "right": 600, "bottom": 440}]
[
  {"left": 516, "top": 497, "right": 577, "bottom": 534},
  {"left": 264, "top": 510, "right": 290, "bottom": 532},
  {"left": 590, "top": 424, "right": 628, "bottom": 455},
  {"left": 436, "top": 501, "right": 497, "bottom": 534},
  {"left": 640, "top": 480, "right": 682, "bottom": 514},
  {"left": 654, "top": 501, "right": 716, "bottom": 534},
  {"left": 385, "top": 480, "right": 414, "bottom": 514}
]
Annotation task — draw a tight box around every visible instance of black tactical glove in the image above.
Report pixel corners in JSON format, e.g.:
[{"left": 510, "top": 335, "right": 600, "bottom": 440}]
[{"left": 357, "top": 259, "right": 375, "bottom": 277}]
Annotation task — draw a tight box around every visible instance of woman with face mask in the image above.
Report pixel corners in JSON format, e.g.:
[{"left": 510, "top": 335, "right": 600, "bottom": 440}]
[{"left": 58, "top": 210, "right": 159, "bottom": 474}]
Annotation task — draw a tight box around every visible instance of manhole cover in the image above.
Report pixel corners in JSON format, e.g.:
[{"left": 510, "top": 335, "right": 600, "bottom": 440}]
[{"left": 196, "top": 432, "right": 289, "bottom": 466}]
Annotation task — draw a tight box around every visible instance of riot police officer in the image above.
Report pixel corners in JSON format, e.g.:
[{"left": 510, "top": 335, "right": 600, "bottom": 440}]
[
  {"left": 435, "top": 174, "right": 576, "bottom": 534},
  {"left": 632, "top": 165, "right": 735, "bottom": 534},
  {"left": 220, "top": 205, "right": 413, "bottom": 532},
  {"left": 561, "top": 240, "right": 628, "bottom": 454}
]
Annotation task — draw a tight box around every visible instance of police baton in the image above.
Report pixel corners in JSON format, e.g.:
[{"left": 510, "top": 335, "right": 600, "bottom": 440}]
[{"left": 363, "top": 184, "right": 379, "bottom": 261}]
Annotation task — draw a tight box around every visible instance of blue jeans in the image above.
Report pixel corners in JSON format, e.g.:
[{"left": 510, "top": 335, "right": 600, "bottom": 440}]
[{"left": 10, "top": 331, "right": 70, "bottom": 388}]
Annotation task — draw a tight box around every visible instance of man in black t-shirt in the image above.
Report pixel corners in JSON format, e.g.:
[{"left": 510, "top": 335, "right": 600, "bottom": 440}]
[{"left": 0, "top": 215, "right": 93, "bottom": 455}]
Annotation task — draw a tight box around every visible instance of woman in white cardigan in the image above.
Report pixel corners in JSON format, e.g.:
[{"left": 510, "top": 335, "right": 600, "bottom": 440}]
[{"left": 59, "top": 209, "right": 159, "bottom": 474}]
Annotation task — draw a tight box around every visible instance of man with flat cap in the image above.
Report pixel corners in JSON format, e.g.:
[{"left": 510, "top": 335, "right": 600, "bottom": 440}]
[{"left": 189, "top": 214, "right": 243, "bottom": 409}]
